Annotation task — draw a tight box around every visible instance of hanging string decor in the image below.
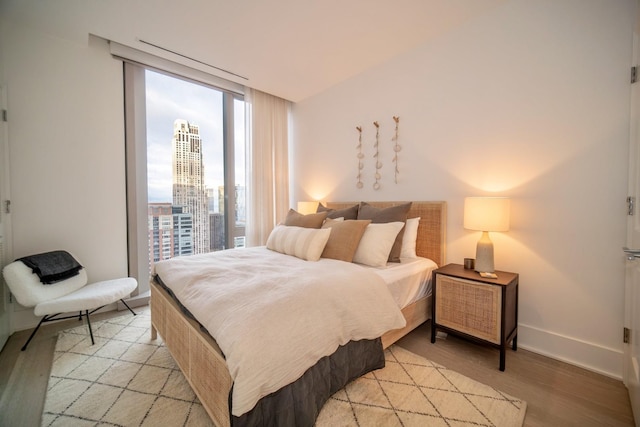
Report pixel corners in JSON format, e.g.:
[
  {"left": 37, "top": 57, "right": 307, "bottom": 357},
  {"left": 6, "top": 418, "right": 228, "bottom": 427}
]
[
  {"left": 373, "top": 121, "right": 381, "bottom": 190},
  {"left": 392, "top": 116, "right": 401, "bottom": 184},
  {"left": 356, "top": 126, "right": 364, "bottom": 189}
]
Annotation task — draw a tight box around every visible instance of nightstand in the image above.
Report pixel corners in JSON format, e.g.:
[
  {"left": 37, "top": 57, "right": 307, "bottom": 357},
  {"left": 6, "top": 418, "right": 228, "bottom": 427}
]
[{"left": 430, "top": 263, "right": 518, "bottom": 371}]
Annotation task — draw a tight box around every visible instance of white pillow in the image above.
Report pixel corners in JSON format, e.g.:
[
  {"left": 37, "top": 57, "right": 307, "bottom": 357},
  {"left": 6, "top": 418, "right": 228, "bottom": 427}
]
[
  {"left": 400, "top": 217, "right": 420, "bottom": 259},
  {"left": 322, "top": 217, "right": 344, "bottom": 226},
  {"left": 266, "top": 225, "right": 331, "bottom": 261},
  {"left": 353, "top": 222, "right": 405, "bottom": 267}
]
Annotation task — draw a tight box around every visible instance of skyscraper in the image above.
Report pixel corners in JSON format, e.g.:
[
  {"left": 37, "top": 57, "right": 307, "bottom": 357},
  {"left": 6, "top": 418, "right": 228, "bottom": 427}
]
[
  {"left": 147, "top": 203, "right": 193, "bottom": 274},
  {"left": 172, "top": 119, "right": 210, "bottom": 254},
  {"left": 148, "top": 203, "right": 173, "bottom": 265},
  {"left": 209, "top": 212, "right": 225, "bottom": 251},
  {"left": 172, "top": 205, "right": 194, "bottom": 257}
]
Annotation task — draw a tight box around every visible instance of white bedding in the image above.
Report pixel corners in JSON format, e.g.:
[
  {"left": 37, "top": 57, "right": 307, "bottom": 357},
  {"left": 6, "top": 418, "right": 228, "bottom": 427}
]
[
  {"left": 368, "top": 257, "right": 438, "bottom": 309},
  {"left": 153, "top": 246, "right": 406, "bottom": 417}
]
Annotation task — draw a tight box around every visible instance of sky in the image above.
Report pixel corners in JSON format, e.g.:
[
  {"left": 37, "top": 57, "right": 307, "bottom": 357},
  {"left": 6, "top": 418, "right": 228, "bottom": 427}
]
[{"left": 145, "top": 69, "right": 244, "bottom": 203}]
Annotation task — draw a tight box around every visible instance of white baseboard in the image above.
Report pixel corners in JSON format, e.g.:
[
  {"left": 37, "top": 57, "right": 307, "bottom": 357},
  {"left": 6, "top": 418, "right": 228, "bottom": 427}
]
[
  {"left": 12, "top": 308, "right": 42, "bottom": 333},
  {"left": 518, "top": 323, "right": 623, "bottom": 380},
  {"left": 118, "top": 290, "right": 150, "bottom": 310}
]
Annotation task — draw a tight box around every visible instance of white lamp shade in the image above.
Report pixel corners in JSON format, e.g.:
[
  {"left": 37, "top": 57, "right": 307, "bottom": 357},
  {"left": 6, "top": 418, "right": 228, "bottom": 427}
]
[
  {"left": 464, "top": 197, "right": 510, "bottom": 232},
  {"left": 297, "top": 201, "right": 319, "bottom": 215}
]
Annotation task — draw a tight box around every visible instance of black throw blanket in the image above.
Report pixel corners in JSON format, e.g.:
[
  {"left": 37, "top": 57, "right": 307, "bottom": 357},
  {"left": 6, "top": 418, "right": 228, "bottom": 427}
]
[{"left": 17, "top": 250, "right": 83, "bottom": 284}]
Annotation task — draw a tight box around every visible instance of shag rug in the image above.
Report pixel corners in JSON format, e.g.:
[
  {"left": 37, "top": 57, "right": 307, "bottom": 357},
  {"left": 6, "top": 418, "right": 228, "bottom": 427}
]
[{"left": 42, "top": 307, "right": 527, "bottom": 426}]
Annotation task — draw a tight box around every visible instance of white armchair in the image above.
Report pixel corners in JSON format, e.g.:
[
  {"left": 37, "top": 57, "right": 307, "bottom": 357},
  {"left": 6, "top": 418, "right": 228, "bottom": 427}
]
[{"left": 2, "top": 251, "right": 137, "bottom": 350}]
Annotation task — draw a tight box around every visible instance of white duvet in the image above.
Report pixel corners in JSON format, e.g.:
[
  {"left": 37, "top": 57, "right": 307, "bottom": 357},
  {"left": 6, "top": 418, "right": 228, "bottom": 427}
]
[{"left": 153, "top": 246, "right": 406, "bottom": 417}]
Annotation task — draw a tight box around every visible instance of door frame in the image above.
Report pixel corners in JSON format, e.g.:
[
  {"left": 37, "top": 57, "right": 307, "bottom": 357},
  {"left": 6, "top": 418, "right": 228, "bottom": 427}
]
[{"left": 0, "top": 84, "right": 12, "bottom": 350}]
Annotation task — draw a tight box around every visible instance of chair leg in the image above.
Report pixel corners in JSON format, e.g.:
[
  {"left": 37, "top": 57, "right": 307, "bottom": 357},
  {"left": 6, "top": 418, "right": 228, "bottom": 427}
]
[
  {"left": 22, "top": 300, "right": 133, "bottom": 351},
  {"left": 21, "top": 315, "right": 48, "bottom": 351},
  {"left": 85, "top": 310, "right": 95, "bottom": 345},
  {"left": 120, "top": 299, "right": 136, "bottom": 316}
]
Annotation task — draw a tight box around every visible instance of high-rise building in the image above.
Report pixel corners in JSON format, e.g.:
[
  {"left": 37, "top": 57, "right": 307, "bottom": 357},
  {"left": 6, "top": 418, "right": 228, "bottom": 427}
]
[
  {"left": 217, "top": 186, "right": 225, "bottom": 216},
  {"left": 148, "top": 203, "right": 194, "bottom": 273},
  {"left": 148, "top": 203, "right": 173, "bottom": 266},
  {"left": 209, "top": 212, "right": 225, "bottom": 251},
  {"left": 235, "top": 185, "right": 246, "bottom": 225},
  {"left": 172, "top": 205, "right": 194, "bottom": 257},
  {"left": 213, "top": 184, "right": 246, "bottom": 249},
  {"left": 234, "top": 185, "right": 246, "bottom": 248},
  {"left": 172, "top": 119, "right": 210, "bottom": 254},
  {"left": 215, "top": 185, "right": 246, "bottom": 224},
  {"left": 207, "top": 187, "right": 218, "bottom": 214}
]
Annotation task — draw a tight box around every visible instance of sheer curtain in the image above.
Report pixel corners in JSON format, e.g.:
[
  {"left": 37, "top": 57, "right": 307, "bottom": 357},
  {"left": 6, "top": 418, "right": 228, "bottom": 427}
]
[{"left": 244, "top": 88, "right": 291, "bottom": 246}]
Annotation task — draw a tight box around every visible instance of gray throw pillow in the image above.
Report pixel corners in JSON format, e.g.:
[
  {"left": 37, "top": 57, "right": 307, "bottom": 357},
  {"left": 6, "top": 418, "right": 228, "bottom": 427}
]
[{"left": 317, "top": 203, "right": 359, "bottom": 220}]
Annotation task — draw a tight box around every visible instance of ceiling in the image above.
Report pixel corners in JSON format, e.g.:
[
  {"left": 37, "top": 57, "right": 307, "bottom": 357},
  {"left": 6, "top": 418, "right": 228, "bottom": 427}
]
[{"left": 4, "top": 0, "right": 508, "bottom": 102}]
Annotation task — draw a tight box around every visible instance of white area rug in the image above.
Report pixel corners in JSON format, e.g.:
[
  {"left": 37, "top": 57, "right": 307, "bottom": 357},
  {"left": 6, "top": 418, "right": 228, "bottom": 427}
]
[
  {"left": 42, "top": 307, "right": 526, "bottom": 426},
  {"left": 317, "top": 346, "right": 527, "bottom": 426}
]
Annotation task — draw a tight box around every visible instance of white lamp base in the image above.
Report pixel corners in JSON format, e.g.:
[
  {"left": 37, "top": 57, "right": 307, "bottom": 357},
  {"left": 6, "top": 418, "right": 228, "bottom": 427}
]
[{"left": 474, "top": 231, "right": 495, "bottom": 273}]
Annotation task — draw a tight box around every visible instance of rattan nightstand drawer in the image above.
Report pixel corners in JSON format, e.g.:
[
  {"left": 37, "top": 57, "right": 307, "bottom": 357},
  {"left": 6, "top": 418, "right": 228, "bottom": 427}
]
[
  {"left": 431, "top": 263, "right": 519, "bottom": 371},
  {"left": 435, "top": 275, "right": 501, "bottom": 344}
]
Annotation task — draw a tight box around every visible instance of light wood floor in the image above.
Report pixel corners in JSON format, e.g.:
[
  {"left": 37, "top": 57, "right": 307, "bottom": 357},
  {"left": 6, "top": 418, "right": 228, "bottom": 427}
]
[
  {"left": 0, "top": 307, "right": 635, "bottom": 427},
  {"left": 400, "top": 324, "right": 635, "bottom": 427}
]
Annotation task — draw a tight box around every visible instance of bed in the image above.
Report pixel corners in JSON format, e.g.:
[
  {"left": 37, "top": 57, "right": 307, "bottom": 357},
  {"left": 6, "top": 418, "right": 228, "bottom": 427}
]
[{"left": 150, "top": 201, "right": 446, "bottom": 427}]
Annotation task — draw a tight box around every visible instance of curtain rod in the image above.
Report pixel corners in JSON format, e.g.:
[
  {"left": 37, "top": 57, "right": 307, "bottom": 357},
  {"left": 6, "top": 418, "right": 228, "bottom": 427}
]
[{"left": 138, "top": 39, "right": 249, "bottom": 81}]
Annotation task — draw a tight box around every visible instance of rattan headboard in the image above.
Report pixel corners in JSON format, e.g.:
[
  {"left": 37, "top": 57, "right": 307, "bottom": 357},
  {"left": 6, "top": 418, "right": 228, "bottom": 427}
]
[{"left": 325, "top": 201, "right": 447, "bottom": 267}]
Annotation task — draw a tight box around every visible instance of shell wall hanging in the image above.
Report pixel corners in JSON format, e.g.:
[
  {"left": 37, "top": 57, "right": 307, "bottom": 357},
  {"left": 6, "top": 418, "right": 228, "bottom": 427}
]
[
  {"left": 355, "top": 116, "right": 402, "bottom": 190},
  {"left": 392, "top": 116, "right": 401, "bottom": 184},
  {"left": 356, "top": 126, "right": 364, "bottom": 189},
  {"left": 373, "top": 121, "right": 381, "bottom": 190}
]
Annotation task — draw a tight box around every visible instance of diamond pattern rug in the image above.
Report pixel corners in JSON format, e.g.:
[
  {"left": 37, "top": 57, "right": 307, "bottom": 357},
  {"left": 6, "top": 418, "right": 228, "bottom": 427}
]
[
  {"left": 42, "top": 307, "right": 526, "bottom": 426},
  {"left": 317, "top": 346, "right": 527, "bottom": 426}
]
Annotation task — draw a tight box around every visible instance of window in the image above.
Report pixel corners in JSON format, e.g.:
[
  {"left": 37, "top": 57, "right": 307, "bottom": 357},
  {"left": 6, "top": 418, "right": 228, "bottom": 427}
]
[{"left": 123, "top": 62, "right": 245, "bottom": 294}]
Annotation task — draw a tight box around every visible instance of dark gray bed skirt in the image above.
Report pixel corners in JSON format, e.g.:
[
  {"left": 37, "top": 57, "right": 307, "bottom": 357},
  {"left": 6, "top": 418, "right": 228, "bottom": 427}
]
[{"left": 232, "top": 337, "right": 385, "bottom": 427}]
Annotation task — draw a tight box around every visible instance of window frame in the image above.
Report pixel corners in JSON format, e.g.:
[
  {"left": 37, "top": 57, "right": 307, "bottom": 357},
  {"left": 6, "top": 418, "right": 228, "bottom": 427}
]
[{"left": 122, "top": 61, "right": 244, "bottom": 295}]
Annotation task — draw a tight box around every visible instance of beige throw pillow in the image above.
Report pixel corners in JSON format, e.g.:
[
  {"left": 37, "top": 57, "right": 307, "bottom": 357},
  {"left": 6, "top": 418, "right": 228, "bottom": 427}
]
[
  {"left": 284, "top": 209, "right": 328, "bottom": 228},
  {"left": 321, "top": 219, "right": 371, "bottom": 262}
]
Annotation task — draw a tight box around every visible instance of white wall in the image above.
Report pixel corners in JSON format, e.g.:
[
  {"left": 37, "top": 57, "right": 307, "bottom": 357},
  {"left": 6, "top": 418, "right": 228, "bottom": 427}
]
[
  {"left": 0, "top": 19, "right": 128, "bottom": 329},
  {"left": 292, "top": 0, "right": 635, "bottom": 379}
]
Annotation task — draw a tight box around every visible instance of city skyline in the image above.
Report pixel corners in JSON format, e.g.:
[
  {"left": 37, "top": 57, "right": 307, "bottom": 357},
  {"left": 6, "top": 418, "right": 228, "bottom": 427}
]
[{"left": 146, "top": 69, "right": 237, "bottom": 204}]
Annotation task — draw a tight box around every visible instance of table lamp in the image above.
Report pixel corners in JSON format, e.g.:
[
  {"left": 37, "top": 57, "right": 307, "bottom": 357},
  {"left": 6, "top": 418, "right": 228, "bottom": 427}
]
[
  {"left": 463, "top": 197, "right": 510, "bottom": 273},
  {"left": 297, "top": 201, "right": 319, "bottom": 215}
]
